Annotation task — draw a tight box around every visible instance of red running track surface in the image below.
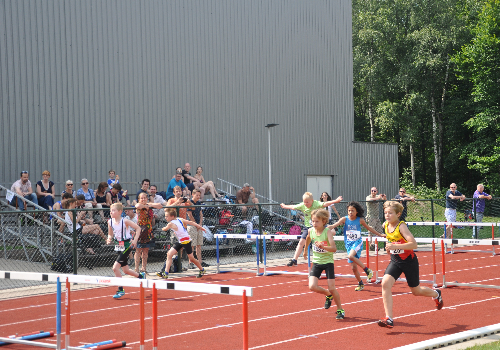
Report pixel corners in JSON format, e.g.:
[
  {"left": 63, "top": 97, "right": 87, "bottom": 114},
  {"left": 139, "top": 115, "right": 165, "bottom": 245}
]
[{"left": 1, "top": 250, "right": 500, "bottom": 349}]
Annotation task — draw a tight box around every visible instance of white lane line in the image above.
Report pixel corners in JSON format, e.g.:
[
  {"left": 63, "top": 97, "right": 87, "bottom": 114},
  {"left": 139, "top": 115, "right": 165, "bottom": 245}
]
[{"left": 249, "top": 296, "right": 500, "bottom": 349}]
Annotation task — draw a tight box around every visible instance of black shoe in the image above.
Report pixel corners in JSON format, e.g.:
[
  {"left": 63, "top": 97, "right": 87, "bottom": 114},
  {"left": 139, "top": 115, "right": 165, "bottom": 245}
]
[
  {"left": 378, "top": 317, "right": 393, "bottom": 328},
  {"left": 434, "top": 289, "right": 444, "bottom": 310},
  {"left": 324, "top": 295, "right": 333, "bottom": 309},
  {"left": 201, "top": 262, "right": 210, "bottom": 267},
  {"left": 286, "top": 259, "right": 297, "bottom": 267}
]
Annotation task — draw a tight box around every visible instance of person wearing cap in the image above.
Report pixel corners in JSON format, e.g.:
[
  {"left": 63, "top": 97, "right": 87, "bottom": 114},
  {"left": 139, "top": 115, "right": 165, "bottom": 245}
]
[
  {"left": 10, "top": 171, "right": 38, "bottom": 210},
  {"left": 165, "top": 169, "right": 189, "bottom": 200},
  {"left": 236, "top": 183, "right": 259, "bottom": 216}
]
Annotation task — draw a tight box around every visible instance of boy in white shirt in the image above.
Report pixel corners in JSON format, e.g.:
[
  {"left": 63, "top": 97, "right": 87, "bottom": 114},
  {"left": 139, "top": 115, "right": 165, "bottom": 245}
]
[{"left": 106, "top": 203, "right": 145, "bottom": 299}]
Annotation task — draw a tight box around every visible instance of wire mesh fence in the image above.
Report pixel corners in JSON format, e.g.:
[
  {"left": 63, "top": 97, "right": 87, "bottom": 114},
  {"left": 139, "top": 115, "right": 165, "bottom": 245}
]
[{"left": 1, "top": 197, "right": 499, "bottom": 293}]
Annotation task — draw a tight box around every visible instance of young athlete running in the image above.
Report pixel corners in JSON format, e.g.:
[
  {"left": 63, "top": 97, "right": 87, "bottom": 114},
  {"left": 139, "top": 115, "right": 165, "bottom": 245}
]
[
  {"left": 280, "top": 192, "right": 342, "bottom": 267},
  {"left": 378, "top": 201, "right": 443, "bottom": 328},
  {"left": 329, "top": 201, "right": 385, "bottom": 291},
  {"left": 157, "top": 208, "right": 207, "bottom": 279},
  {"left": 303, "top": 209, "right": 345, "bottom": 319},
  {"left": 106, "top": 203, "right": 146, "bottom": 299}
]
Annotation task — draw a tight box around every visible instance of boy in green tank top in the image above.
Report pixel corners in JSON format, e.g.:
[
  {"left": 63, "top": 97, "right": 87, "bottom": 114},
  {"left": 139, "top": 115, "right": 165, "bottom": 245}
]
[{"left": 303, "top": 209, "right": 345, "bottom": 320}]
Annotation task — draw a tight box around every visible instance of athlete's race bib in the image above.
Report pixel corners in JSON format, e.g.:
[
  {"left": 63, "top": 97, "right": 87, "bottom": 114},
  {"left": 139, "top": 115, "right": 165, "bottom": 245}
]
[
  {"left": 346, "top": 230, "right": 361, "bottom": 241},
  {"left": 390, "top": 249, "right": 403, "bottom": 255},
  {"left": 312, "top": 241, "right": 328, "bottom": 253},
  {"left": 114, "top": 241, "right": 125, "bottom": 252}
]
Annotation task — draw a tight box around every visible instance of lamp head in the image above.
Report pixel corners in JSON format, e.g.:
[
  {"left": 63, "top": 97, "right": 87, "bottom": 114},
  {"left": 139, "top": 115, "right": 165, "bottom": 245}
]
[{"left": 265, "top": 123, "right": 279, "bottom": 128}]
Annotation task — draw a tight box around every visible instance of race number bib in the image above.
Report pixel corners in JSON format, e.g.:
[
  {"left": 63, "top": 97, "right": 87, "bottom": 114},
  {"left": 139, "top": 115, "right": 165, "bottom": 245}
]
[
  {"left": 312, "top": 241, "right": 328, "bottom": 253},
  {"left": 346, "top": 230, "right": 361, "bottom": 241},
  {"left": 114, "top": 241, "right": 125, "bottom": 252},
  {"left": 390, "top": 249, "right": 403, "bottom": 255}
]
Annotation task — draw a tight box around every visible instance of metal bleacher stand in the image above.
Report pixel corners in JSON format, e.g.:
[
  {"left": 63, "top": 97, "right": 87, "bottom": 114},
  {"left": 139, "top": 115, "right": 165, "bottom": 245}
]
[{"left": 0, "top": 184, "right": 73, "bottom": 266}]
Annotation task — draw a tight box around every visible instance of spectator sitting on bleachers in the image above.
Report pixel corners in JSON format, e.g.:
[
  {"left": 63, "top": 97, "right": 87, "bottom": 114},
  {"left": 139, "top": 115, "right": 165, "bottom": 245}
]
[
  {"left": 75, "top": 194, "right": 94, "bottom": 225},
  {"left": 149, "top": 185, "right": 166, "bottom": 221},
  {"left": 36, "top": 170, "right": 55, "bottom": 210},
  {"left": 95, "top": 182, "right": 109, "bottom": 222},
  {"left": 165, "top": 170, "right": 189, "bottom": 200},
  {"left": 193, "top": 166, "right": 223, "bottom": 199},
  {"left": 182, "top": 163, "right": 200, "bottom": 194},
  {"left": 106, "top": 183, "right": 127, "bottom": 207},
  {"left": 134, "top": 179, "right": 151, "bottom": 204},
  {"left": 76, "top": 179, "right": 96, "bottom": 208},
  {"left": 63, "top": 198, "right": 106, "bottom": 255},
  {"left": 53, "top": 192, "right": 73, "bottom": 232},
  {"left": 236, "top": 183, "right": 259, "bottom": 216},
  {"left": 61, "top": 180, "right": 76, "bottom": 197},
  {"left": 107, "top": 169, "right": 119, "bottom": 189},
  {"left": 10, "top": 171, "right": 38, "bottom": 210},
  {"left": 107, "top": 170, "right": 131, "bottom": 205},
  {"left": 166, "top": 186, "right": 192, "bottom": 219}
]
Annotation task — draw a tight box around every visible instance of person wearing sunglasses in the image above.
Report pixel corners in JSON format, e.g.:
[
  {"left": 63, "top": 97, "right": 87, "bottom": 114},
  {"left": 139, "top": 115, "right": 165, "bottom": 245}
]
[
  {"left": 10, "top": 171, "right": 38, "bottom": 210},
  {"left": 444, "top": 183, "right": 465, "bottom": 237},
  {"left": 393, "top": 188, "right": 415, "bottom": 222},
  {"left": 76, "top": 178, "right": 98, "bottom": 222},
  {"left": 61, "top": 180, "right": 76, "bottom": 198},
  {"left": 365, "top": 187, "right": 387, "bottom": 251}
]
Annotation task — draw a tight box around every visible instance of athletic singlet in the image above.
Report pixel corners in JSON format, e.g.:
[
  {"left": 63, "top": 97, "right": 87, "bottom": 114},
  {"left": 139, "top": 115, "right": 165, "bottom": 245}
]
[
  {"left": 109, "top": 217, "right": 132, "bottom": 241},
  {"left": 310, "top": 227, "right": 334, "bottom": 264},
  {"left": 343, "top": 216, "right": 362, "bottom": 243},
  {"left": 65, "top": 212, "right": 81, "bottom": 231},
  {"left": 384, "top": 221, "right": 415, "bottom": 260},
  {"left": 172, "top": 218, "right": 191, "bottom": 244}
]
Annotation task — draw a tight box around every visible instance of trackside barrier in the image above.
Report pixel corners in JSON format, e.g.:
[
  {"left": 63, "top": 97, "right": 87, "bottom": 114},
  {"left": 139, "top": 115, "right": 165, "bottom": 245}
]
[
  {"left": 0, "top": 271, "right": 253, "bottom": 350},
  {"left": 390, "top": 322, "right": 500, "bottom": 350},
  {"left": 214, "top": 232, "right": 500, "bottom": 288},
  {"left": 406, "top": 221, "right": 498, "bottom": 256}
]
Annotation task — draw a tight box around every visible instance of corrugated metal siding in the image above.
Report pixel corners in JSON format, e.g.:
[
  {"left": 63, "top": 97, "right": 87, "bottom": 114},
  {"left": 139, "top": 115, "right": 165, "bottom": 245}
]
[{"left": 0, "top": 0, "right": 398, "bottom": 202}]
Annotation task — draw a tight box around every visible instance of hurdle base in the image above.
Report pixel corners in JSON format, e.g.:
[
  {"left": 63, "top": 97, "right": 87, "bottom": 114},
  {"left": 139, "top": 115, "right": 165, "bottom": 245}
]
[
  {"left": 445, "top": 282, "right": 500, "bottom": 289},
  {"left": 0, "top": 337, "right": 81, "bottom": 350}
]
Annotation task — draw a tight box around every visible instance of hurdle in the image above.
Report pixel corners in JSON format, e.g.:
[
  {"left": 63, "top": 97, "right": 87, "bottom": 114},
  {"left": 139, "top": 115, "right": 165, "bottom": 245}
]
[
  {"left": 0, "top": 271, "right": 253, "bottom": 350},
  {"left": 215, "top": 234, "right": 265, "bottom": 275},
  {"left": 214, "top": 233, "right": 455, "bottom": 288},
  {"left": 406, "top": 222, "right": 498, "bottom": 255}
]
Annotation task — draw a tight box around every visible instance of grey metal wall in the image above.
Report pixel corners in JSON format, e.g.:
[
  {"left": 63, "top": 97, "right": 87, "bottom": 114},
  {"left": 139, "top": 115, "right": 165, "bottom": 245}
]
[{"left": 0, "top": 0, "right": 398, "bottom": 202}]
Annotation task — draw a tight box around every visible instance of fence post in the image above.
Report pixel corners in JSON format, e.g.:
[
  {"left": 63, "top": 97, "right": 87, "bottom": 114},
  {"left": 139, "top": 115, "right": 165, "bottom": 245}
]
[
  {"left": 72, "top": 208, "right": 78, "bottom": 275},
  {"left": 176, "top": 206, "right": 182, "bottom": 272},
  {"left": 473, "top": 201, "right": 477, "bottom": 239},
  {"left": 258, "top": 204, "right": 263, "bottom": 263},
  {"left": 431, "top": 199, "right": 435, "bottom": 238}
]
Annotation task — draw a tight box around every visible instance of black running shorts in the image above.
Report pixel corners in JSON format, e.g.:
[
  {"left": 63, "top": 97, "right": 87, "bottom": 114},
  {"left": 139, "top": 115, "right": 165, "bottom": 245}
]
[
  {"left": 384, "top": 254, "right": 420, "bottom": 288},
  {"left": 309, "top": 262, "right": 335, "bottom": 279},
  {"left": 116, "top": 246, "right": 133, "bottom": 267},
  {"left": 173, "top": 241, "right": 193, "bottom": 255}
]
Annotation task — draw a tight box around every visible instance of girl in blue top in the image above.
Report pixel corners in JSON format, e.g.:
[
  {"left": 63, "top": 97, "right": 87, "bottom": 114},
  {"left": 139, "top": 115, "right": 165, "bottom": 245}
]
[{"left": 329, "top": 201, "right": 385, "bottom": 291}]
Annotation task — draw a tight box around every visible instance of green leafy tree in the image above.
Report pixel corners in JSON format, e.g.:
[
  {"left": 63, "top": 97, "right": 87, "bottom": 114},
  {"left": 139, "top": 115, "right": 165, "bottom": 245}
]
[{"left": 453, "top": 0, "right": 500, "bottom": 193}]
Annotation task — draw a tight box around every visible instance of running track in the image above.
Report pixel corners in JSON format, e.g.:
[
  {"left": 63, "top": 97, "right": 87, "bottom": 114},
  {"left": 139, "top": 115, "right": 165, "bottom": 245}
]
[{"left": 1, "top": 248, "right": 500, "bottom": 349}]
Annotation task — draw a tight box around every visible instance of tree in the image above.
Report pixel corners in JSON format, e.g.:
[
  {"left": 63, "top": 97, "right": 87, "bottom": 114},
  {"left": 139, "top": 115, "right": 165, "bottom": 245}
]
[{"left": 453, "top": 0, "right": 500, "bottom": 193}]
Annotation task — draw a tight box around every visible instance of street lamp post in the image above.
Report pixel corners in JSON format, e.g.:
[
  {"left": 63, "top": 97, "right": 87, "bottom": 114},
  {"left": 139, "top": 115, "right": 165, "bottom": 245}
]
[{"left": 265, "top": 123, "right": 279, "bottom": 205}]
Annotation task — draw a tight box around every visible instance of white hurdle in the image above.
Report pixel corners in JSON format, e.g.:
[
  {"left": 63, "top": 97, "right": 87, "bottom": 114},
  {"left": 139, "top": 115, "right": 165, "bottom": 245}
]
[{"left": 0, "top": 271, "right": 253, "bottom": 350}]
